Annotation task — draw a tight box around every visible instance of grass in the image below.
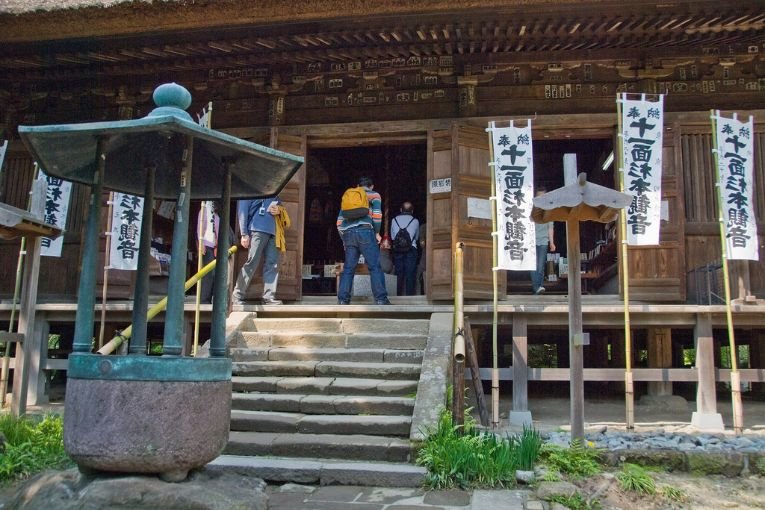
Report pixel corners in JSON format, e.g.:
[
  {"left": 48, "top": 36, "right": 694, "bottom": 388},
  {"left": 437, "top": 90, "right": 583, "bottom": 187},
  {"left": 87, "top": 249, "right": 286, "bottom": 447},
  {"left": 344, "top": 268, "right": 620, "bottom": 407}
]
[
  {"left": 661, "top": 485, "right": 687, "bottom": 502},
  {"left": 416, "top": 409, "right": 542, "bottom": 489},
  {"left": 0, "top": 413, "right": 71, "bottom": 482},
  {"left": 616, "top": 463, "right": 656, "bottom": 495},
  {"left": 548, "top": 492, "right": 601, "bottom": 510},
  {"left": 539, "top": 440, "right": 602, "bottom": 479}
]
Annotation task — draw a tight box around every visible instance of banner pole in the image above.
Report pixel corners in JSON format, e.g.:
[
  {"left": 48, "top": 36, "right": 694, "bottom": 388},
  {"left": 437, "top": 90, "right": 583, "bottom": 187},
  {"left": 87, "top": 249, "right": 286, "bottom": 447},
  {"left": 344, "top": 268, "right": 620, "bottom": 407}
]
[
  {"left": 616, "top": 94, "right": 635, "bottom": 431},
  {"left": 486, "top": 121, "right": 500, "bottom": 428},
  {"left": 193, "top": 202, "right": 206, "bottom": 357},
  {"left": 1, "top": 163, "right": 41, "bottom": 407},
  {"left": 710, "top": 109, "right": 744, "bottom": 434},
  {"left": 98, "top": 192, "right": 114, "bottom": 349}
]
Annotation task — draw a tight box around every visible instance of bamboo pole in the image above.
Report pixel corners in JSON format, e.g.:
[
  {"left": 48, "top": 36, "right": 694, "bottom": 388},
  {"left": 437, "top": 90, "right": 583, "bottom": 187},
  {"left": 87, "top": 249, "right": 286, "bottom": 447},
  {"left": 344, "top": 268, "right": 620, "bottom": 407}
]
[
  {"left": 616, "top": 93, "right": 635, "bottom": 431},
  {"left": 710, "top": 109, "right": 744, "bottom": 434},
  {"left": 1, "top": 163, "right": 41, "bottom": 407},
  {"left": 486, "top": 121, "right": 500, "bottom": 429},
  {"left": 453, "top": 242, "right": 466, "bottom": 427},
  {"left": 98, "top": 192, "right": 115, "bottom": 349},
  {"left": 192, "top": 201, "right": 206, "bottom": 356},
  {"left": 97, "top": 245, "right": 237, "bottom": 355}
]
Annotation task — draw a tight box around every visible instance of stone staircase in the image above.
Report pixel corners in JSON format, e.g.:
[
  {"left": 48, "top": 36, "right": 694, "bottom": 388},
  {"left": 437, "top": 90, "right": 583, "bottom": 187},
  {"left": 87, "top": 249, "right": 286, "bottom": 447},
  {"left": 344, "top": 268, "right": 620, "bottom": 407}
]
[{"left": 210, "top": 315, "right": 436, "bottom": 486}]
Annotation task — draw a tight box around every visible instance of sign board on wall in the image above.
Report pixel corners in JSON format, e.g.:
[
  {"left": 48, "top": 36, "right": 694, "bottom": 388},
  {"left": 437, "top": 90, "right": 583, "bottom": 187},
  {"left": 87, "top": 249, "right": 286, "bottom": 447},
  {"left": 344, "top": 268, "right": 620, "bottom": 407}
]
[{"left": 429, "top": 178, "right": 451, "bottom": 194}]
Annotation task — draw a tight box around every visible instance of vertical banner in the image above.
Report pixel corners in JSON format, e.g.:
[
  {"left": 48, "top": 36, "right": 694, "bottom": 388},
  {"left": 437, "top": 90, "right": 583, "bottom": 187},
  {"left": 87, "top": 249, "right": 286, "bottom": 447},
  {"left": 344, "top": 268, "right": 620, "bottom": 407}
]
[
  {"left": 200, "top": 201, "right": 217, "bottom": 245},
  {"left": 109, "top": 192, "right": 144, "bottom": 270},
  {"left": 491, "top": 122, "right": 535, "bottom": 270},
  {"left": 619, "top": 94, "right": 664, "bottom": 246},
  {"left": 0, "top": 139, "right": 8, "bottom": 171},
  {"left": 40, "top": 173, "right": 72, "bottom": 257},
  {"left": 712, "top": 112, "right": 759, "bottom": 261}
]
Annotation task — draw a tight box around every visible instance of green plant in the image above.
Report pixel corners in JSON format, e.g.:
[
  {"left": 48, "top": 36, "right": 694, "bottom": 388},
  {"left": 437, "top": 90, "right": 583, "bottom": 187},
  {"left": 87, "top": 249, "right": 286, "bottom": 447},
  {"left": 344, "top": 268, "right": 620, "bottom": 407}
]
[
  {"left": 617, "top": 463, "right": 656, "bottom": 495},
  {"left": 417, "top": 409, "right": 543, "bottom": 489},
  {"left": 540, "top": 469, "right": 561, "bottom": 481},
  {"left": 661, "top": 485, "right": 687, "bottom": 502},
  {"left": 517, "top": 425, "right": 542, "bottom": 471},
  {"left": 540, "top": 440, "right": 601, "bottom": 479},
  {"left": 548, "top": 492, "right": 601, "bottom": 510},
  {"left": 0, "top": 413, "right": 71, "bottom": 482}
]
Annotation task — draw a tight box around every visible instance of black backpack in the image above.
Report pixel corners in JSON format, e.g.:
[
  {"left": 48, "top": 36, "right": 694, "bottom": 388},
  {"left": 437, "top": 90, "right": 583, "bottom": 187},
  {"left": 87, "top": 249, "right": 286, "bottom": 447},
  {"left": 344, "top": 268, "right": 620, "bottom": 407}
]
[{"left": 392, "top": 217, "right": 415, "bottom": 253}]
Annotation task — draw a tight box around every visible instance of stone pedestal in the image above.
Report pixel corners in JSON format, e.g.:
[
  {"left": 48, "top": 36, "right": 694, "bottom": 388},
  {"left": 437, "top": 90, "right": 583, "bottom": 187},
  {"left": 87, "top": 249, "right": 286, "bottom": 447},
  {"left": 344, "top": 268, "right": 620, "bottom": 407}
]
[{"left": 64, "top": 354, "right": 231, "bottom": 481}]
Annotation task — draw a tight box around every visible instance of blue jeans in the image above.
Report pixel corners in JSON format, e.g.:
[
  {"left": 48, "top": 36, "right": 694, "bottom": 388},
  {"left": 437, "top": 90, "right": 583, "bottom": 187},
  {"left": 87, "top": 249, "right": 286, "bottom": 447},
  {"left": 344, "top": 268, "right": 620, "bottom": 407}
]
[
  {"left": 530, "top": 244, "right": 548, "bottom": 292},
  {"left": 338, "top": 226, "right": 388, "bottom": 303},
  {"left": 393, "top": 247, "right": 418, "bottom": 296}
]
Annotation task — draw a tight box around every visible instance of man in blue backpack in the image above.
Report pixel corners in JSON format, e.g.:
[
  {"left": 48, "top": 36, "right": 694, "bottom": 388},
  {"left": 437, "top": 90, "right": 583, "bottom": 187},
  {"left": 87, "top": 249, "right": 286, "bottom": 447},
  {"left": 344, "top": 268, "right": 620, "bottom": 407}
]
[
  {"left": 336, "top": 176, "right": 391, "bottom": 305},
  {"left": 391, "top": 201, "right": 420, "bottom": 296}
]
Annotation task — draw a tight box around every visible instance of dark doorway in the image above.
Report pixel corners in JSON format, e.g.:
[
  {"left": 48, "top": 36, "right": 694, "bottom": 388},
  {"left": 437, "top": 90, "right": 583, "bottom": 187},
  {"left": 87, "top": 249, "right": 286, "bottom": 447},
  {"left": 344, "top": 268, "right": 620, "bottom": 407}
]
[
  {"left": 302, "top": 143, "right": 427, "bottom": 295},
  {"left": 508, "top": 137, "right": 616, "bottom": 295}
]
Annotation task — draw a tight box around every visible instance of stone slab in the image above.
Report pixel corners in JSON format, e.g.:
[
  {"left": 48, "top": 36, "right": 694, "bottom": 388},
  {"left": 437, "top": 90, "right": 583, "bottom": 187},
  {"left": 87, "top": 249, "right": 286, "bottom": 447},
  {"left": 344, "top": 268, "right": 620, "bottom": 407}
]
[
  {"left": 320, "top": 463, "right": 426, "bottom": 488},
  {"left": 316, "top": 361, "right": 420, "bottom": 380},
  {"left": 298, "top": 415, "right": 411, "bottom": 436},
  {"left": 232, "top": 393, "right": 303, "bottom": 412},
  {"left": 233, "top": 360, "right": 318, "bottom": 377},
  {"left": 277, "top": 376, "right": 334, "bottom": 394},
  {"left": 509, "top": 411, "right": 533, "bottom": 428},
  {"left": 207, "top": 455, "right": 322, "bottom": 484},
  {"left": 269, "top": 348, "right": 385, "bottom": 363},
  {"left": 270, "top": 333, "right": 347, "bottom": 348},
  {"left": 424, "top": 489, "right": 471, "bottom": 506},
  {"left": 232, "top": 376, "right": 280, "bottom": 392},
  {"left": 347, "top": 334, "right": 428, "bottom": 350},
  {"left": 469, "top": 490, "right": 526, "bottom": 510}
]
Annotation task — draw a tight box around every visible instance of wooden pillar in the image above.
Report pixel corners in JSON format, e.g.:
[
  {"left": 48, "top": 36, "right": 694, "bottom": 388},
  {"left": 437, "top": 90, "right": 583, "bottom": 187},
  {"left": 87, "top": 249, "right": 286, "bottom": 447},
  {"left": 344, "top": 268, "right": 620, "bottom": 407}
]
[
  {"left": 691, "top": 313, "right": 724, "bottom": 430},
  {"left": 751, "top": 330, "right": 765, "bottom": 395},
  {"left": 510, "top": 315, "right": 532, "bottom": 426},
  {"left": 10, "top": 236, "right": 42, "bottom": 416},
  {"left": 647, "top": 327, "right": 673, "bottom": 396},
  {"left": 26, "top": 319, "right": 50, "bottom": 406}
]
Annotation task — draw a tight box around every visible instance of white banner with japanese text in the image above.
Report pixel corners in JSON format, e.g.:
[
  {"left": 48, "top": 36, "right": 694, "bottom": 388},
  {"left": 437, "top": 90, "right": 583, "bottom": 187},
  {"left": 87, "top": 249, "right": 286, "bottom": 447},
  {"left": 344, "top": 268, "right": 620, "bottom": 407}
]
[
  {"left": 619, "top": 94, "right": 664, "bottom": 246},
  {"left": 109, "top": 192, "right": 144, "bottom": 270},
  {"left": 0, "top": 140, "right": 8, "bottom": 170},
  {"left": 40, "top": 173, "right": 72, "bottom": 257},
  {"left": 490, "top": 122, "right": 535, "bottom": 270},
  {"left": 712, "top": 112, "right": 759, "bottom": 261}
]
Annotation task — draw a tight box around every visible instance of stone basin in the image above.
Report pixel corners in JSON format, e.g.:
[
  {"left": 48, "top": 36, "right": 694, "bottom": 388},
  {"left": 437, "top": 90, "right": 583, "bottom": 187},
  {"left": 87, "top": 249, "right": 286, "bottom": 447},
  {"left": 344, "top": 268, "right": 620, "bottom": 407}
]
[{"left": 64, "top": 353, "right": 232, "bottom": 482}]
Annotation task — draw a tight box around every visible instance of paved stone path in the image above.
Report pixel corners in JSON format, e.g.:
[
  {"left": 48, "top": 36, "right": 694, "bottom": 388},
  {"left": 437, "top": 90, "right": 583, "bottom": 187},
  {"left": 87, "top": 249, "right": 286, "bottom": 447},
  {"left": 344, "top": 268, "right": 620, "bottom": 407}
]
[{"left": 266, "top": 484, "right": 531, "bottom": 509}]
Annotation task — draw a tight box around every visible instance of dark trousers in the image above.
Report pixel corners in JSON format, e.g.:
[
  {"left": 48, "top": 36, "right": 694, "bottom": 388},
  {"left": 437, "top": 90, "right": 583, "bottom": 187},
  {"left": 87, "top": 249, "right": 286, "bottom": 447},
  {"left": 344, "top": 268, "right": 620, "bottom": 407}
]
[{"left": 393, "top": 247, "right": 418, "bottom": 296}]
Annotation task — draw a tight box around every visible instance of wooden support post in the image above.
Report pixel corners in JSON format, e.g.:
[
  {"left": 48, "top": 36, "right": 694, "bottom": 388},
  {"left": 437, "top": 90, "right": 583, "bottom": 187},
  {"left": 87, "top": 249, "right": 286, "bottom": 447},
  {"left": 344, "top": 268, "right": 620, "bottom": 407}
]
[
  {"left": 10, "top": 236, "right": 42, "bottom": 416},
  {"left": 453, "top": 356, "right": 465, "bottom": 428},
  {"left": 691, "top": 313, "right": 724, "bottom": 431},
  {"left": 464, "top": 317, "right": 489, "bottom": 427},
  {"left": 647, "top": 327, "right": 673, "bottom": 396},
  {"left": 26, "top": 319, "right": 50, "bottom": 406},
  {"left": 510, "top": 314, "right": 532, "bottom": 427},
  {"left": 566, "top": 219, "right": 585, "bottom": 443},
  {"left": 751, "top": 330, "right": 765, "bottom": 395}
]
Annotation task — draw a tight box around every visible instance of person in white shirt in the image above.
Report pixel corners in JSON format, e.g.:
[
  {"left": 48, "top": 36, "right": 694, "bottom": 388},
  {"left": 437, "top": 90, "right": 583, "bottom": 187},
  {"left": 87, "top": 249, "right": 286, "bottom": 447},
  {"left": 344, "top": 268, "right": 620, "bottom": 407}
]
[{"left": 390, "top": 201, "right": 420, "bottom": 296}]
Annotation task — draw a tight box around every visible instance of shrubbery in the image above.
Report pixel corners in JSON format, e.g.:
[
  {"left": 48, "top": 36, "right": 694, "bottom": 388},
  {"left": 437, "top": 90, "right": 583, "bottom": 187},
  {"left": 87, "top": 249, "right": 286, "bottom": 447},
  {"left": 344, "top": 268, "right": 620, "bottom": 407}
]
[{"left": 0, "top": 413, "right": 71, "bottom": 482}]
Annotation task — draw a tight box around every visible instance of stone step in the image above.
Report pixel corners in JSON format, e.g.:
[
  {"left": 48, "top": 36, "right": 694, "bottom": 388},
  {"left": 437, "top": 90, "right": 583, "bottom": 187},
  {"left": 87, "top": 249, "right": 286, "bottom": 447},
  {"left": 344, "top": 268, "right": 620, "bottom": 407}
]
[
  {"left": 232, "top": 376, "right": 419, "bottom": 396},
  {"left": 230, "top": 410, "right": 412, "bottom": 436},
  {"left": 207, "top": 455, "right": 426, "bottom": 487},
  {"left": 224, "top": 431, "right": 414, "bottom": 463},
  {"left": 239, "top": 332, "right": 347, "bottom": 349},
  {"left": 247, "top": 317, "right": 430, "bottom": 336},
  {"left": 229, "top": 347, "right": 423, "bottom": 364},
  {"left": 233, "top": 360, "right": 421, "bottom": 380},
  {"left": 239, "top": 331, "right": 427, "bottom": 350},
  {"left": 231, "top": 393, "right": 415, "bottom": 415}
]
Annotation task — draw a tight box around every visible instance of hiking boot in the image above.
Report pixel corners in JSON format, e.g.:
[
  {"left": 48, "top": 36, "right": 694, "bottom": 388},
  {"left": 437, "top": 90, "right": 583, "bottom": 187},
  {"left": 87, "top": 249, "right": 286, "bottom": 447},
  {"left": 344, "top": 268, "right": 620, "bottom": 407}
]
[
  {"left": 375, "top": 299, "right": 392, "bottom": 305},
  {"left": 262, "top": 298, "right": 283, "bottom": 305}
]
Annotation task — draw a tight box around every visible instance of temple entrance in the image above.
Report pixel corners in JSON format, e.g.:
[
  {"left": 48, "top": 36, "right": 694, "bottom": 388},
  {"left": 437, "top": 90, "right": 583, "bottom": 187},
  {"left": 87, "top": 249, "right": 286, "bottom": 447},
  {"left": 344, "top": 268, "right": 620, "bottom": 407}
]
[
  {"left": 507, "top": 137, "right": 617, "bottom": 295},
  {"left": 301, "top": 143, "right": 427, "bottom": 296}
]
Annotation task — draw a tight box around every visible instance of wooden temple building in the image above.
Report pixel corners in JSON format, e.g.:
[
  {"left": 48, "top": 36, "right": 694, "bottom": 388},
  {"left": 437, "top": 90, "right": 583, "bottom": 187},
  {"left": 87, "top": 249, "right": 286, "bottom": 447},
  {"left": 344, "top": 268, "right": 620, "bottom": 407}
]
[{"left": 0, "top": 0, "right": 763, "bottom": 425}]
